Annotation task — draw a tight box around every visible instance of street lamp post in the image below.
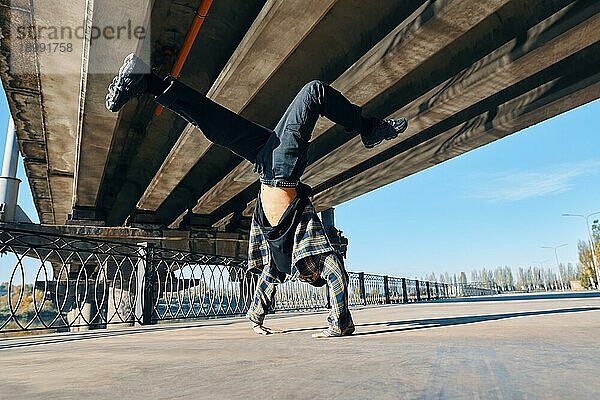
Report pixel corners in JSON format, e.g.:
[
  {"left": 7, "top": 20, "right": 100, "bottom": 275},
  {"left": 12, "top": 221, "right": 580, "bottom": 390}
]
[
  {"left": 563, "top": 212, "right": 600, "bottom": 289},
  {"left": 541, "top": 244, "right": 568, "bottom": 291}
]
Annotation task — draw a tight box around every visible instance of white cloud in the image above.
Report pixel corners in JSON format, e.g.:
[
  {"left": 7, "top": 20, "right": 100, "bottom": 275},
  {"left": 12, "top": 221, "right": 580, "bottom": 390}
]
[{"left": 469, "top": 160, "right": 600, "bottom": 202}]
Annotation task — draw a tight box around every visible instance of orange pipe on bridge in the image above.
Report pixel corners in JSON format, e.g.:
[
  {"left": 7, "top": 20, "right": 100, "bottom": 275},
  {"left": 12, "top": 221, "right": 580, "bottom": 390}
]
[{"left": 155, "top": 0, "right": 214, "bottom": 116}]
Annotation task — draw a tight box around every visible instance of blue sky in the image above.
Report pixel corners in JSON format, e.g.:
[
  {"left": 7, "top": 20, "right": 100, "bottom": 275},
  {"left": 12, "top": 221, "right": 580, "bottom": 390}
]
[{"left": 0, "top": 84, "right": 598, "bottom": 279}]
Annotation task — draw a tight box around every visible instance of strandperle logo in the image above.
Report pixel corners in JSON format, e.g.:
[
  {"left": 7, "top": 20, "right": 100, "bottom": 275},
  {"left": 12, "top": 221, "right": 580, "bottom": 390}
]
[
  {"left": 8, "top": 0, "right": 153, "bottom": 74},
  {"left": 14, "top": 20, "right": 147, "bottom": 42}
]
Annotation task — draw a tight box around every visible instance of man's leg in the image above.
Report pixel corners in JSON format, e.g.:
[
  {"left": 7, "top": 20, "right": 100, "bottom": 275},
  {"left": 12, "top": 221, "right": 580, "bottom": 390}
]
[
  {"left": 258, "top": 80, "right": 377, "bottom": 225},
  {"left": 246, "top": 263, "right": 284, "bottom": 334},
  {"left": 301, "top": 252, "right": 354, "bottom": 337},
  {"left": 322, "top": 253, "right": 354, "bottom": 336},
  {"left": 154, "top": 78, "right": 273, "bottom": 163},
  {"left": 261, "top": 80, "right": 360, "bottom": 187},
  {"left": 106, "top": 54, "right": 273, "bottom": 163},
  {"left": 262, "top": 80, "right": 407, "bottom": 187}
]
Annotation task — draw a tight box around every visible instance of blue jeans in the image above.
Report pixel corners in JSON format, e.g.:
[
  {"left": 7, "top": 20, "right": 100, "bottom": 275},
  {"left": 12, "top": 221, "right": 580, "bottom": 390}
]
[{"left": 156, "top": 79, "right": 362, "bottom": 187}]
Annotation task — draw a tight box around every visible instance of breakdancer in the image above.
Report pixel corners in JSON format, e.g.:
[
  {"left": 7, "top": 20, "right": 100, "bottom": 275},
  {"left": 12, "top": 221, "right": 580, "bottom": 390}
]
[{"left": 106, "top": 54, "right": 408, "bottom": 338}]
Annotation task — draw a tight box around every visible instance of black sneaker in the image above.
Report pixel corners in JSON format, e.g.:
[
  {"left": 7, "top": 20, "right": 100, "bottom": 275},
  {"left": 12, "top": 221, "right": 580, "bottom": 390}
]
[
  {"left": 105, "top": 53, "right": 150, "bottom": 112},
  {"left": 361, "top": 117, "right": 408, "bottom": 149}
]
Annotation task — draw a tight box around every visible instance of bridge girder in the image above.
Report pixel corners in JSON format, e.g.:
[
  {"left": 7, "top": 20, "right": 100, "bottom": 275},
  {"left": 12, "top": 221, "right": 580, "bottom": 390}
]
[{"left": 0, "top": 0, "right": 598, "bottom": 238}]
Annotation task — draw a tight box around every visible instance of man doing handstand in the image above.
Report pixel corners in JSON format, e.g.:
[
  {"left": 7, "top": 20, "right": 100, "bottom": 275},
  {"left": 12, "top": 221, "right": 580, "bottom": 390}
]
[{"left": 105, "top": 54, "right": 408, "bottom": 338}]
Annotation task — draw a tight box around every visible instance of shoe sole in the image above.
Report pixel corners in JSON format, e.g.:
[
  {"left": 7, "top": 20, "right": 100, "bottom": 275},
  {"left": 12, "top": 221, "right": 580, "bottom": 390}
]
[
  {"left": 364, "top": 118, "right": 408, "bottom": 149},
  {"left": 106, "top": 54, "right": 147, "bottom": 112}
]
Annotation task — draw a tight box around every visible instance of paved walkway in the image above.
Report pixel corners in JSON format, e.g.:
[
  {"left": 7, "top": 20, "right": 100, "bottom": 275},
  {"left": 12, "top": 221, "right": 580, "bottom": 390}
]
[{"left": 1, "top": 292, "right": 599, "bottom": 399}]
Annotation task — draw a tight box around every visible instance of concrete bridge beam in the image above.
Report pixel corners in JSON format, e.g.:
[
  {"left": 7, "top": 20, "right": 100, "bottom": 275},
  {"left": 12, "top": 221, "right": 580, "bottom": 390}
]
[
  {"left": 207, "top": 0, "right": 599, "bottom": 222},
  {"left": 72, "top": 0, "right": 153, "bottom": 213},
  {"left": 304, "top": 2, "right": 600, "bottom": 192},
  {"left": 183, "top": 0, "right": 512, "bottom": 221},
  {"left": 314, "top": 56, "right": 600, "bottom": 208}
]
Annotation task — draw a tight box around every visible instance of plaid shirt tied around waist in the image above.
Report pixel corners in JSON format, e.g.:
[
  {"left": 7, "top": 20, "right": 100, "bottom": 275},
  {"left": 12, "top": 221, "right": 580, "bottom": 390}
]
[{"left": 247, "top": 199, "right": 335, "bottom": 283}]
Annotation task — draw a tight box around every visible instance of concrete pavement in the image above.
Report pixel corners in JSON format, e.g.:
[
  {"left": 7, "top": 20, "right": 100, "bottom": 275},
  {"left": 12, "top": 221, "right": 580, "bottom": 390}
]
[{"left": 1, "top": 292, "right": 599, "bottom": 399}]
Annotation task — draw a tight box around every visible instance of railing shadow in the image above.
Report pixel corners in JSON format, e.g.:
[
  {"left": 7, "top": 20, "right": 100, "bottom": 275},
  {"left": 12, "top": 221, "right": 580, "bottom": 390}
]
[
  {"left": 352, "top": 306, "right": 600, "bottom": 337},
  {"left": 0, "top": 318, "right": 244, "bottom": 350},
  {"left": 283, "top": 306, "right": 600, "bottom": 336}
]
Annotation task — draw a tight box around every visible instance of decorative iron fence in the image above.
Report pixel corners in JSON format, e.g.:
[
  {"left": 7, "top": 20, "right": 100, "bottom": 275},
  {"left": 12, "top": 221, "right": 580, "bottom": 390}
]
[{"left": 0, "top": 226, "right": 494, "bottom": 335}]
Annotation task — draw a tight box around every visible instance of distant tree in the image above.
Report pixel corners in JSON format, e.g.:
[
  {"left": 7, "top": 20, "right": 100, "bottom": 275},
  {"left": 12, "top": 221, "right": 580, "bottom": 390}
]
[
  {"left": 533, "top": 267, "right": 544, "bottom": 290},
  {"left": 480, "top": 268, "right": 489, "bottom": 287},
  {"left": 578, "top": 240, "right": 596, "bottom": 288},
  {"left": 557, "top": 264, "right": 568, "bottom": 289},
  {"left": 516, "top": 267, "right": 525, "bottom": 290},
  {"left": 593, "top": 223, "right": 600, "bottom": 256},
  {"left": 459, "top": 272, "right": 467, "bottom": 285},
  {"left": 579, "top": 262, "right": 592, "bottom": 288},
  {"left": 592, "top": 223, "right": 600, "bottom": 286},
  {"left": 444, "top": 272, "right": 451, "bottom": 284},
  {"left": 543, "top": 268, "right": 556, "bottom": 291},
  {"left": 504, "top": 267, "right": 514, "bottom": 290},
  {"left": 493, "top": 267, "right": 503, "bottom": 290}
]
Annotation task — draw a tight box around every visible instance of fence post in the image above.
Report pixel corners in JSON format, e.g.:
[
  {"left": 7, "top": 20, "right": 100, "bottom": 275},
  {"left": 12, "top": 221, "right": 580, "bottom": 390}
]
[
  {"left": 136, "top": 242, "right": 156, "bottom": 326},
  {"left": 383, "top": 275, "right": 390, "bottom": 304},
  {"left": 401, "top": 278, "right": 408, "bottom": 303},
  {"left": 135, "top": 244, "right": 145, "bottom": 326},
  {"left": 415, "top": 279, "right": 421, "bottom": 301},
  {"left": 426, "top": 281, "right": 431, "bottom": 300},
  {"left": 145, "top": 243, "right": 157, "bottom": 325},
  {"left": 358, "top": 272, "right": 366, "bottom": 305}
]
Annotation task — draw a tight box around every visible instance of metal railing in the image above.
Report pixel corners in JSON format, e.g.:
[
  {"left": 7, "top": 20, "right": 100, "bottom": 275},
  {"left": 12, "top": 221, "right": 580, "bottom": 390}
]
[{"left": 0, "top": 226, "right": 493, "bottom": 335}]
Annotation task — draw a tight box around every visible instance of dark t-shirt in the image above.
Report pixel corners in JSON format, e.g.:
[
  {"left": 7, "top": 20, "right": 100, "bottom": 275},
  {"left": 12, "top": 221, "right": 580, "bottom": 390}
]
[{"left": 253, "top": 183, "right": 312, "bottom": 274}]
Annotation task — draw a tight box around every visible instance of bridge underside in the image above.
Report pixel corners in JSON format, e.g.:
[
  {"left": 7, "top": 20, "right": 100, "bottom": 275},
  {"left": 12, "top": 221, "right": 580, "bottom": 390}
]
[{"left": 1, "top": 0, "right": 599, "bottom": 238}]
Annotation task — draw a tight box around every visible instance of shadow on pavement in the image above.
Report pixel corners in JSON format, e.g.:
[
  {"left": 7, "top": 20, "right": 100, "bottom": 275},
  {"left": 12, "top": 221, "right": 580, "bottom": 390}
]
[
  {"left": 282, "top": 306, "right": 600, "bottom": 336},
  {"left": 350, "top": 306, "right": 600, "bottom": 337},
  {"left": 3, "top": 301, "right": 599, "bottom": 348},
  {"left": 0, "top": 318, "right": 245, "bottom": 350},
  {"left": 434, "top": 291, "right": 600, "bottom": 303}
]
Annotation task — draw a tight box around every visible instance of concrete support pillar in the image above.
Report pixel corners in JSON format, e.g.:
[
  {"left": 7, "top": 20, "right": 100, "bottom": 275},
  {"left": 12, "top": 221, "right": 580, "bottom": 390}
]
[
  {"left": 0, "top": 116, "right": 21, "bottom": 222},
  {"left": 67, "top": 301, "right": 93, "bottom": 332},
  {"left": 134, "top": 243, "right": 158, "bottom": 326},
  {"left": 106, "top": 286, "right": 134, "bottom": 328},
  {"left": 321, "top": 208, "right": 335, "bottom": 228}
]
